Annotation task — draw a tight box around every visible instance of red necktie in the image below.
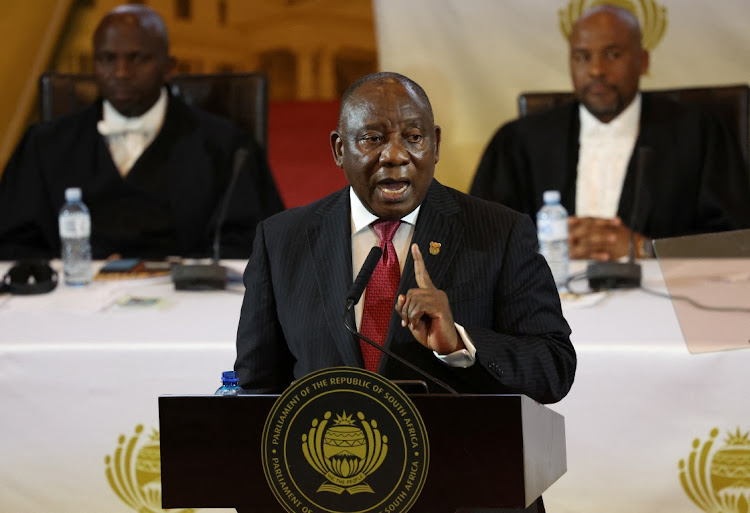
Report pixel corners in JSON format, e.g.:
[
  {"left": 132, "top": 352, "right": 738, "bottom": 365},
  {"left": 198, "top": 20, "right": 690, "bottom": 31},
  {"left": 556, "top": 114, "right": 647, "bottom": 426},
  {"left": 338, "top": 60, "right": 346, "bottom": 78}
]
[{"left": 360, "top": 219, "right": 402, "bottom": 372}]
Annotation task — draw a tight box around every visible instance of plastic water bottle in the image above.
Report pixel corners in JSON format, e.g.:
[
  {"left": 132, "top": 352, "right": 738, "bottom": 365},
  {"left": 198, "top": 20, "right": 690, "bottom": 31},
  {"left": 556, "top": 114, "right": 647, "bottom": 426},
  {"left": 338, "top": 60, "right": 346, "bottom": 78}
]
[
  {"left": 58, "top": 187, "right": 92, "bottom": 286},
  {"left": 215, "top": 370, "right": 242, "bottom": 395},
  {"left": 537, "top": 190, "right": 569, "bottom": 288}
]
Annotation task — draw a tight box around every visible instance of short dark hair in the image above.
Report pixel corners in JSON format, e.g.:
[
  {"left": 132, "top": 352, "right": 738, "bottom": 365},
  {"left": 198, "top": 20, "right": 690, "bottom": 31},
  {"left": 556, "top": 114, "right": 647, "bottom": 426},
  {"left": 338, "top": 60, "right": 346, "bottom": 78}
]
[{"left": 338, "top": 72, "right": 433, "bottom": 130}]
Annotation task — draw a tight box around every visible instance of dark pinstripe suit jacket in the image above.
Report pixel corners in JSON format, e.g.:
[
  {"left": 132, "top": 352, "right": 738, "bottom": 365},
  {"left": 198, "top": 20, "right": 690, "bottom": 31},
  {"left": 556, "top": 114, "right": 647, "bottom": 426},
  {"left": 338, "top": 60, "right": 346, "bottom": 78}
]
[{"left": 235, "top": 180, "right": 575, "bottom": 403}]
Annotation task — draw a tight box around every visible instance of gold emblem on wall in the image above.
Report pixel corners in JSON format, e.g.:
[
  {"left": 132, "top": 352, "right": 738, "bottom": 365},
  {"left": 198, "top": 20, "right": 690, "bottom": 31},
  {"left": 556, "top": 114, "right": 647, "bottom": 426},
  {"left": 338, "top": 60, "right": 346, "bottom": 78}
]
[
  {"left": 679, "top": 427, "right": 750, "bottom": 513},
  {"left": 105, "top": 424, "right": 195, "bottom": 513},
  {"left": 559, "top": 0, "right": 667, "bottom": 52}
]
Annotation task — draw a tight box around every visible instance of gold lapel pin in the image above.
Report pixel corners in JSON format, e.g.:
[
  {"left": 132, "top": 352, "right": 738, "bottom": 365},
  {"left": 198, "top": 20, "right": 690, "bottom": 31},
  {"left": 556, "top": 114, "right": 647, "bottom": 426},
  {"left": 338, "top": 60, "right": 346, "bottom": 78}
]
[{"left": 429, "top": 241, "right": 441, "bottom": 255}]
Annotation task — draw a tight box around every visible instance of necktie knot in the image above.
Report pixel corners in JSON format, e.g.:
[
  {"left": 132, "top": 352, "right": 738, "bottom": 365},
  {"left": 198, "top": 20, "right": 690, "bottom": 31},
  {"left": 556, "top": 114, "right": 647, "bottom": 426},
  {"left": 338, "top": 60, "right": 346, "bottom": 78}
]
[{"left": 372, "top": 219, "right": 401, "bottom": 243}]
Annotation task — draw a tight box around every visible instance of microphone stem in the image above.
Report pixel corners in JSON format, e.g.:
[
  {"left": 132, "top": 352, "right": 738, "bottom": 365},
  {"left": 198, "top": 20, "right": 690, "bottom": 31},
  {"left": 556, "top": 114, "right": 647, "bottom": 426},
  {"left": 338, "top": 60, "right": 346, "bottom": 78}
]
[
  {"left": 213, "top": 148, "right": 248, "bottom": 263},
  {"left": 343, "top": 307, "right": 459, "bottom": 396},
  {"left": 629, "top": 231, "right": 635, "bottom": 262}
]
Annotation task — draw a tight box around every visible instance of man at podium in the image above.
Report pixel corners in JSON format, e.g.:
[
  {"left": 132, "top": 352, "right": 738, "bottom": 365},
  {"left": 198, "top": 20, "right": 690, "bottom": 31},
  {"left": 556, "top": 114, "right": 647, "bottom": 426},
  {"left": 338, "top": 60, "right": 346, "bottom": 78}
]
[
  {"left": 234, "top": 72, "right": 576, "bottom": 512},
  {"left": 235, "top": 71, "right": 575, "bottom": 400}
]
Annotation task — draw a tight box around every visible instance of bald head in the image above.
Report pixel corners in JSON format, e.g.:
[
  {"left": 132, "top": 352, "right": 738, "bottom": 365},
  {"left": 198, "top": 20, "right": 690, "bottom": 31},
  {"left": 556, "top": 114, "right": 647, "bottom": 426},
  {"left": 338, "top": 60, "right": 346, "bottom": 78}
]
[
  {"left": 94, "top": 4, "right": 170, "bottom": 53},
  {"left": 331, "top": 72, "right": 440, "bottom": 220},
  {"left": 92, "top": 4, "right": 174, "bottom": 117},
  {"left": 571, "top": 4, "right": 642, "bottom": 48},
  {"left": 568, "top": 3, "right": 649, "bottom": 122},
  {"left": 338, "top": 72, "right": 434, "bottom": 130}
]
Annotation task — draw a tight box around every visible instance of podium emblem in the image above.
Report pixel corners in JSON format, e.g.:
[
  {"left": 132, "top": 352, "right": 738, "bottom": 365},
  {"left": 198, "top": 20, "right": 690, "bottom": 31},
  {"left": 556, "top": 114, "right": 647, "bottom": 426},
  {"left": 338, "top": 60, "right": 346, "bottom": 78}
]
[
  {"left": 679, "top": 427, "right": 750, "bottom": 512},
  {"left": 303, "top": 411, "right": 387, "bottom": 494},
  {"left": 262, "top": 367, "right": 429, "bottom": 513}
]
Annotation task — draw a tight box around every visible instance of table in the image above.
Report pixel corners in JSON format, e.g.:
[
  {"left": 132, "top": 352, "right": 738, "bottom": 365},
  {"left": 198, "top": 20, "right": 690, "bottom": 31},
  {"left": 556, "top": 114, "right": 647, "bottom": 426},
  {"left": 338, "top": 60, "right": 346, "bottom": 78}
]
[
  {"left": 545, "top": 262, "right": 750, "bottom": 513},
  {"left": 1, "top": 260, "right": 748, "bottom": 513},
  {"left": 0, "top": 261, "right": 245, "bottom": 513}
]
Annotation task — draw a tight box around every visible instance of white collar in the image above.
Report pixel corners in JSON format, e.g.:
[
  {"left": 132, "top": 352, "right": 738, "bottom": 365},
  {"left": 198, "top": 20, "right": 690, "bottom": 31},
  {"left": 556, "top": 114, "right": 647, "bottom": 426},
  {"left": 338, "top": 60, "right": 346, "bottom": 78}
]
[
  {"left": 579, "top": 92, "right": 641, "bottom": 137},
  {"left": 98, "top": 87, "right": 168, "bottom": 135},
  {"left": 349, "top": 187, "right": 420, "bottom": 234}
]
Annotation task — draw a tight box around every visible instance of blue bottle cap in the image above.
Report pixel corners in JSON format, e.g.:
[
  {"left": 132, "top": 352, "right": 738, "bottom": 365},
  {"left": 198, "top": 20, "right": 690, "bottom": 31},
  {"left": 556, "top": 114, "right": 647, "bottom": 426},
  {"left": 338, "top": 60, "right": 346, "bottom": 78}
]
[{"left": 221, "top": 370, "right": 239, "bottom": 384}]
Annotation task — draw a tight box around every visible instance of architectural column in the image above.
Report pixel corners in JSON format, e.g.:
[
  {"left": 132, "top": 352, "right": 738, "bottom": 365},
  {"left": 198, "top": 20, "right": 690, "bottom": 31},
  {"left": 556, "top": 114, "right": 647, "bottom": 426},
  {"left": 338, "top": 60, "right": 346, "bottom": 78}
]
[
  {"left": 318, "top": 47, "right": 337, "bottom": 100},
  {"left": 0, "top": 0, "right": 73, "bottom": 173},
  {"left": 296, "top": 49, "right": 316, "bottom": 100}
]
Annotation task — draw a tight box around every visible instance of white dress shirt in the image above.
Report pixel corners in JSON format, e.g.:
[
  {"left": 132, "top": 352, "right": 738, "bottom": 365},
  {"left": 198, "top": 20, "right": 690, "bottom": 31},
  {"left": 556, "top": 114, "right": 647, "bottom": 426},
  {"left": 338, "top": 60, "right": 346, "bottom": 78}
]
[
  {"left": 576, "top": 93, "right": 641, "bottom": 218},
  {"left": 349, "top": 188, "right": 476, "bottom": 367},
  {"left": 97, "top": 88, "right": 168, "bottom": 177}
]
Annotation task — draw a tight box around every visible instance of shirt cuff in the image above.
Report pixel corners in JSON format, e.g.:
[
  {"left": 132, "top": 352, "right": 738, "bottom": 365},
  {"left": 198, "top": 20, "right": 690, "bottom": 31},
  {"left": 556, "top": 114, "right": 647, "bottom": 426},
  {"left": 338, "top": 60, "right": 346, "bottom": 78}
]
[{"left": 433, "top": 323, "right": 476, "bottom": 368}]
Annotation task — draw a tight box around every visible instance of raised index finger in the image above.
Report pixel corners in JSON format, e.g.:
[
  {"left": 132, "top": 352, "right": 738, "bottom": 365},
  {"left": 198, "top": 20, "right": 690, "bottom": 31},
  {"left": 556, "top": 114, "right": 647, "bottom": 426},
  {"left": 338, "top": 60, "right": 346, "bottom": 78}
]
[{"left": 411, "top": 243, "right": 435, "bottom": 289}]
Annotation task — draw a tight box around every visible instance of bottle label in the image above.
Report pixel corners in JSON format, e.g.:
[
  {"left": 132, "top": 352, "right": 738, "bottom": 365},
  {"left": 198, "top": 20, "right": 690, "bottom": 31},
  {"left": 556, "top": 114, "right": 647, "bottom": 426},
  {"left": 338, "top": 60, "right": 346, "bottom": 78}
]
[
  {"left": 59, "top": 213, "right": 91, "bottom": 238},
  {"left": 537, "top": 219, "right": 568, "bottom": 241}
]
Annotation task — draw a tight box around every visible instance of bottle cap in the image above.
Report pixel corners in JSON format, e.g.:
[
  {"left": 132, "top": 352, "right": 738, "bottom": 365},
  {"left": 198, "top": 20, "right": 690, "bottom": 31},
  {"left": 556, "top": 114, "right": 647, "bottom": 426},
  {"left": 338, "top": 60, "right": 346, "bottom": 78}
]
[
  {"left": 221, "top": 370, "right": 239, "bottom": 384},
  {"left": 65, "top": 187, "right": 82, "bottom": 202},
  {"left": 542, "top": 190, "right": 560, "bottom": 204}
]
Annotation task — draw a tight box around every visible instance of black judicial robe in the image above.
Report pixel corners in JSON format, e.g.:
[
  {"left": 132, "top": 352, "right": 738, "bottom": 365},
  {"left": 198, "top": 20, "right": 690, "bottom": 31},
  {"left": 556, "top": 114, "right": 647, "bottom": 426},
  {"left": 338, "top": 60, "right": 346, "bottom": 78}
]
[
  {"left": 0, "top": 96, "right": 284, "bottom": 260},
  {"left": 470, "top": 94, "right": 750, "bottom": 238}
]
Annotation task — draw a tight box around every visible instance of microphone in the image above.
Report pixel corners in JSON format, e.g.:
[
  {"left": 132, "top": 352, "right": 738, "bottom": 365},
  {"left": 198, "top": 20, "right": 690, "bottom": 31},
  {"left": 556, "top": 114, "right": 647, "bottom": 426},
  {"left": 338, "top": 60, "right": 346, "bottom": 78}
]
[
  {"left": 171, "top": 148, "right": 248, "bottom": 290},
  {"left": 343, "top": 246, "right": 459, "bottom": 395},
  {"left": 345, "top": 246, "right": 383, "bottom": 310},
  {"left": 586, "top": 147, "right": 649, "bottom": 291}
]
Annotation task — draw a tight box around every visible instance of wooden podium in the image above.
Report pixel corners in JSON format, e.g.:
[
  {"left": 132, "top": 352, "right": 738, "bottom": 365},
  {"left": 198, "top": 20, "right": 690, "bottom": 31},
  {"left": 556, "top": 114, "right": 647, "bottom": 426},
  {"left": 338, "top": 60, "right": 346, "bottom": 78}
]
[{"left": 159, "top": 394, "right": 566, "bottom": 513}]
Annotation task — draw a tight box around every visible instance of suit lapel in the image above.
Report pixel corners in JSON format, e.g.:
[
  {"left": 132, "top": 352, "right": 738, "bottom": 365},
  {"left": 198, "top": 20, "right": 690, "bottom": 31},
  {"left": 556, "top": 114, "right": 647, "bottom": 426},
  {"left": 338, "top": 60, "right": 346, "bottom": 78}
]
[
  {"left": 531, "top": 103, "right": 580, "bottom": 214},
  {"left": 563, "top": 104, "right": 581, "bottom": 214},
  {"left": 618, "top": 94, "right": 656, "bottom": 232},
  {"left": 307, "top": 188, "right": 363, "bottom": 367},
  {"left": 382, "top": 181, "right": 464, "bottom": 360},
  {"left": 89, "top": 101, "right": 124, "bottom": 182},
  {"left": 314, "top": 182, "right": 465, "bottom": 371}
]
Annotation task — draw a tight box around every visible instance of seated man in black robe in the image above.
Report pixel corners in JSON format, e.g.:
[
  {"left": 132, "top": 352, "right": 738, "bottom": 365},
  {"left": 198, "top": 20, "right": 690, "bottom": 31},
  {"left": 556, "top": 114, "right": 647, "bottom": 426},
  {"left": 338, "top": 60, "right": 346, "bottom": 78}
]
[
  {"left": 470, "top": 4, "right": 750, "bottom": 261},
  {"left": 0, "top": 4, "right": 283, "bottom": 260}
]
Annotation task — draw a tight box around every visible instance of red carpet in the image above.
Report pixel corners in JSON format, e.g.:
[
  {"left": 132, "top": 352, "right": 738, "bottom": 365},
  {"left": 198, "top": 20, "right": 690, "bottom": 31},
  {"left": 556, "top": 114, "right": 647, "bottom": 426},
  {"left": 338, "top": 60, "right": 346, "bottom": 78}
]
[{"left": 267, "top": 100, "right": 348, "bottom": 209}]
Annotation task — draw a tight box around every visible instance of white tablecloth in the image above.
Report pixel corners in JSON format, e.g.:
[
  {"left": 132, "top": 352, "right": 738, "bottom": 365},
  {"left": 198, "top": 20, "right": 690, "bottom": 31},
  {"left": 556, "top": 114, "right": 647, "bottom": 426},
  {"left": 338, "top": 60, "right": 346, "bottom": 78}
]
[
  {"left": 1, "top": 260, "right": 748, "bottom": 513},
  {"left": 547, "top": 262, "right": 750, "bottom": 513}
]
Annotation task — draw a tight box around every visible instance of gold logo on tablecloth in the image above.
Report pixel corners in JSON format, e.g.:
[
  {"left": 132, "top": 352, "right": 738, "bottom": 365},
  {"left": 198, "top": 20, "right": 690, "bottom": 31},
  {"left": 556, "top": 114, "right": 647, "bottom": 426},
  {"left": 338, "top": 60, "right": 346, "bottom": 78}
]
[
  {"left": 302, "top": 410, "right": 388, "bottom": 494},
  {"left": 559, "top": 0, "right": 667, "bottom": 52},
  {"left": 105, "top": 424, "right": 194, "bottom": 513},
  {"left": 262, "top": 367, "right": 428, "bottom": 513},
  {"left": 679, "top": 427, "right": 750, "bottom": 513}
]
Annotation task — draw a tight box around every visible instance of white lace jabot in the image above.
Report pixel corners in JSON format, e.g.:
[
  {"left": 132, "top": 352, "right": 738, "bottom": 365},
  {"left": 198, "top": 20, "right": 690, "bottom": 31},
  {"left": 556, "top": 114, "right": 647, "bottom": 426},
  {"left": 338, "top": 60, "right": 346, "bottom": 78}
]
[{"left": 576, "top": 93, "right": 641, "bottom": 218}]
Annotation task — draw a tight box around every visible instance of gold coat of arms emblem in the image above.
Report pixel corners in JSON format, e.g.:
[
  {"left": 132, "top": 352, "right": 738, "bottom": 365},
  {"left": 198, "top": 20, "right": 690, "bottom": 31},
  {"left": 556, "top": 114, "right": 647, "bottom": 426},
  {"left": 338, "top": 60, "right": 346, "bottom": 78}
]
[
  {"left": 302, "top": 411, "right": 387, "bottom": 494},
  {"left": 680, "top": 427, "right": 750, "bottom": 512},
  {"left": 105, "top": 424, "right": 194, "bottom": 513},
  {"left": 262, "top": 367, "right": 429, "bottom": 513},
  {"left": 559, "top": 0, "right": 667, "bottom": 52}
]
